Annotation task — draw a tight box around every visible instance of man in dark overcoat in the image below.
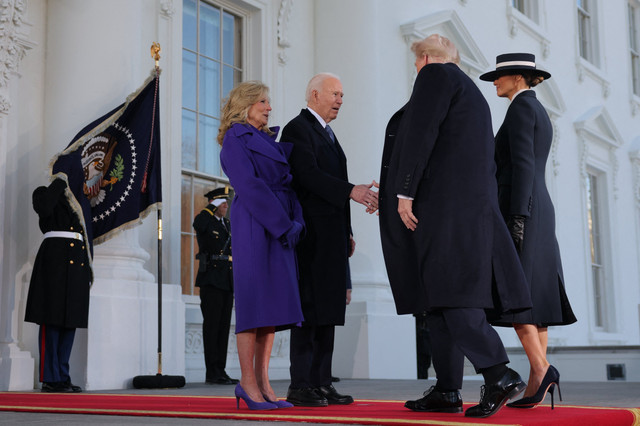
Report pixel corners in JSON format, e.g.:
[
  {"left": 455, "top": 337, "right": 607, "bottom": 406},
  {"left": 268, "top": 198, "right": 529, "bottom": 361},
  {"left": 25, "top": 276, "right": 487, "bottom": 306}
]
[
  {"left": 382, "top": 34, "right": 533, "bottom": 418},
  {"left": 282, "top": 72, "right": 378, "bottom": 407},
  {"left": 25, "top": 170, "right": 92, "bottom": 393},
  {"left": 193, "top": 186, "right": 237, "bottom": 385}
]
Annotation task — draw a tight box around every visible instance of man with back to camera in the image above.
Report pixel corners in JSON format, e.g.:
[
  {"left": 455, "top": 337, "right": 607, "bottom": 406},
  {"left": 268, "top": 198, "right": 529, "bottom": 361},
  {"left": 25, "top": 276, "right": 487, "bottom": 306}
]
[
  {"left": 193, "top": 186, "right": 238, "bottom": 385},
  {"left": 380, "top": 34, "right": 533, "bottom": 418},
  {"left": 282, "top": 72, "right": 378, "bottom": 407}
]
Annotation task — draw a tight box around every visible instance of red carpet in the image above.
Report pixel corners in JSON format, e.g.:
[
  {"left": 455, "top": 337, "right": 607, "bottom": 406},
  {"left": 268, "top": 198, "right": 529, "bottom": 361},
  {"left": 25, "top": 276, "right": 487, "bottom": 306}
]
[{"left": 0, "top": 392, "right": 638, "bottom": 425}]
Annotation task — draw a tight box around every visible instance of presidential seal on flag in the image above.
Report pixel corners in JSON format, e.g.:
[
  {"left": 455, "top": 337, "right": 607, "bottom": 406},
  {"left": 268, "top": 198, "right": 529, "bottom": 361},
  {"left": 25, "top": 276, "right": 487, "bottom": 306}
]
[{"left": 50, "top": 70, "right": 162, "bottom": 245}]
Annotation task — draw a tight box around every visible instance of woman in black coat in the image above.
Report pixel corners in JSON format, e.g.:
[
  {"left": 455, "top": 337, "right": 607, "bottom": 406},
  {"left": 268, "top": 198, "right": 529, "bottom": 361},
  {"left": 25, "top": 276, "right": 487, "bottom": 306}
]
[{"left": 480, "top": 53, "right": 576, "bottom": 408}]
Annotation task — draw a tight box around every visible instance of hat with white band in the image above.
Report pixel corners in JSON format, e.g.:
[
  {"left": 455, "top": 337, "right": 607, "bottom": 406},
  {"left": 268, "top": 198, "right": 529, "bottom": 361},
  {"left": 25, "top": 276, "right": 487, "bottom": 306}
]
[{"left": 479, "top": 53, "right": 551, "bottom": 82}]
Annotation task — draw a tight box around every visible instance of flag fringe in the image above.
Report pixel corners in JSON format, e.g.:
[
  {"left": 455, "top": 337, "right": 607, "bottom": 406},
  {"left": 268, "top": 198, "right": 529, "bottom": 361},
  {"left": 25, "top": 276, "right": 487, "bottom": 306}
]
[{"left": 92, "top": 201, "right": 162, "bottom": 246}]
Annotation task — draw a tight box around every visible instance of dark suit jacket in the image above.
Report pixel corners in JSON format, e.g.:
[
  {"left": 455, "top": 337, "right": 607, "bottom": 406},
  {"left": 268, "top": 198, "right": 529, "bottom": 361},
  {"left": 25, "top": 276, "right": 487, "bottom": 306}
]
[
  {"left": 282, "top": 108, "right": 353, "bottom": 325},
  {"left": 493, "top": 90, "right": 576, "bottom": 326},
  {"left": 193, "top": 208, "right": 233, "bottom": 292},
  {"left": 386, "top": 63, "right": 531, "bottom": 314}
]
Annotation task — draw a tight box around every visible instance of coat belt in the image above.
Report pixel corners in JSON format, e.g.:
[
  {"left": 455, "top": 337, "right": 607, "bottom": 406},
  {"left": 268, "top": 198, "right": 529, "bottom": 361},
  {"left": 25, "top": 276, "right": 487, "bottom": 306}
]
[{"left": 43, "top": 231, "right": 84, "bottom": 241}]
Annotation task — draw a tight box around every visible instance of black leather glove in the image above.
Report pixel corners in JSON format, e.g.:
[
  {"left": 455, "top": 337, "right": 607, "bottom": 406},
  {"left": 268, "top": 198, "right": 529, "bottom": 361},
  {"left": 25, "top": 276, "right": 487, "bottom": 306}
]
[{"left": 507, "top": 215, "right": 526, "bottom": 253}]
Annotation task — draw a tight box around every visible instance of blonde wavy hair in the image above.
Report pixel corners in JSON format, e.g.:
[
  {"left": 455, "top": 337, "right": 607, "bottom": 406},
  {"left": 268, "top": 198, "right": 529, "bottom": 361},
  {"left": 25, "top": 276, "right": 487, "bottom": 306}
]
[{"left": 217, "top": 81, "right": 274, "bottom": 146}]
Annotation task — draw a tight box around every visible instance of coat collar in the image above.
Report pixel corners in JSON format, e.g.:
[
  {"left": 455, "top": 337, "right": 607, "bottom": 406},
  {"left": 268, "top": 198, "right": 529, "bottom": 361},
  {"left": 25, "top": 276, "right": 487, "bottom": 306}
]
[{"left": 231, "top": 123, "right": 288, "bottom": 163}]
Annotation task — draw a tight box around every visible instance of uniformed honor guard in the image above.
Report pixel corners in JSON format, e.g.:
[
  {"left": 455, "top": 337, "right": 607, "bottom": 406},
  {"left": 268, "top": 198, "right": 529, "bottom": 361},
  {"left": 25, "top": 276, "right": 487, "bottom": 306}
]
[
  {"left": 25, "top": 177, "right": 92, "bottom": 393},
  {"left": 194, "top": 186, "right": 238, "bottom": 385}
]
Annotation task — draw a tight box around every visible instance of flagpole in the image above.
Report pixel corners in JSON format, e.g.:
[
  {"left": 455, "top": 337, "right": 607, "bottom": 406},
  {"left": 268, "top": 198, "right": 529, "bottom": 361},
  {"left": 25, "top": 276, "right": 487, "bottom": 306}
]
[{"left": 133, "top": 43, "right": 185, "bottom": 389}]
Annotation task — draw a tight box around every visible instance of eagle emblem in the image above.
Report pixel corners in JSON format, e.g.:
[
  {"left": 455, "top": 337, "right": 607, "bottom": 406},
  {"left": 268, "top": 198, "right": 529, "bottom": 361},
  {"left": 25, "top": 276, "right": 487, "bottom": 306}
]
[{"left": 81, "top": 133, "right": 120, "bottom": 207}]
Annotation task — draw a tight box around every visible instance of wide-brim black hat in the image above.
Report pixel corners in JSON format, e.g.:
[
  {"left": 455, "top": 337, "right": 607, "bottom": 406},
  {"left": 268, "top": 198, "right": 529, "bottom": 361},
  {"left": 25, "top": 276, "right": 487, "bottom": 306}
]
[
  {"left": 479, "top": 53, "right": 551, "bottom": 82},
  {"left": 204, "top": 186, "right": 230, "bottom": 201}
]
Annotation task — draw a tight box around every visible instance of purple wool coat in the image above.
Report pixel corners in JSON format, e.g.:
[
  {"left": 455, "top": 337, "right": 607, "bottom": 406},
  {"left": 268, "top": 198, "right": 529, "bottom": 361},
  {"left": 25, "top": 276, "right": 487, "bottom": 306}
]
[{"left": 220, "top": 123, "right": 305, "bottom": 333}]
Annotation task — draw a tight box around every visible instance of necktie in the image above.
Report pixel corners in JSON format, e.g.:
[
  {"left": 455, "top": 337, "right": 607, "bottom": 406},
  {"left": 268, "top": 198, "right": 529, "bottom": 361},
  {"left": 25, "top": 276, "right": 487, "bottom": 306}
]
[{"left": 325, "top": 125, "right": 335, "bottom": 143}]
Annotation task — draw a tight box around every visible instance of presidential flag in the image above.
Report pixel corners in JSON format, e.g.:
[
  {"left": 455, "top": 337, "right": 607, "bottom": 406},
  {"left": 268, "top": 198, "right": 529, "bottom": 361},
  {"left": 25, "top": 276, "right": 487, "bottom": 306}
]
[{"left": 49, "top": 70, "right": 162, "bottom": 246}]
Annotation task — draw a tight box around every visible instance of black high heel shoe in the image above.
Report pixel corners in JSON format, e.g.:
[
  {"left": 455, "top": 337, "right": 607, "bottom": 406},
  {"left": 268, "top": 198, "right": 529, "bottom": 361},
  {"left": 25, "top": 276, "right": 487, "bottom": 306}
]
[{"left": 507, "top": 365, "right": 562, "bottom": 409}]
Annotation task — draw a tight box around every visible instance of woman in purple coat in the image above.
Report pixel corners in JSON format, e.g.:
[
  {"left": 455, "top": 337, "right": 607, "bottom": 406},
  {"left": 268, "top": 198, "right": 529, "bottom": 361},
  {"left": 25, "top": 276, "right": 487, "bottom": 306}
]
[{"left": 218, "top": 81, "right": 304, "bottom": 410}]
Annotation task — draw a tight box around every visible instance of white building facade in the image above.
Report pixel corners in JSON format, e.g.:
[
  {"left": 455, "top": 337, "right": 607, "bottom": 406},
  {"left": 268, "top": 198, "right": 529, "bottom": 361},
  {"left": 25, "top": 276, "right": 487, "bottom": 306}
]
[{"left": 1, "top": 0, "right": 639, "bottom": 391}]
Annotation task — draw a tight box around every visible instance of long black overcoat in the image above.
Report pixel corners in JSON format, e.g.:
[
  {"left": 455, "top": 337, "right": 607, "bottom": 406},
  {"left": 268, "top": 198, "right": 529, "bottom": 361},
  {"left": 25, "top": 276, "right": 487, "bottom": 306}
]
[
  {"left": 379, "top": 104, "right": 423, "bottom": 301},
  {"left": 386, "top": 63, "right": 532, "bottom": 314},
  {"left": 282, "top": 109, "right": 353, "bottom": 326},
  {"left": 193, "top": 208, "right": 233, "bottom": 291},
  {"left": 25, "top": 178, "right": 92, "bottom": 329},
  {"left": 492, "top": 90, "right": 576, "bottom": 326}
]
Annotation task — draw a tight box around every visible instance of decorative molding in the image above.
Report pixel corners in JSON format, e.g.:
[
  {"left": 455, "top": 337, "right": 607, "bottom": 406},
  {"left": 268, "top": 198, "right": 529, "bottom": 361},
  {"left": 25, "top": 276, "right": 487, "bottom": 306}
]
[
  {"left": 506, "top": 1, "right": 550, "bottom": 58},
  {"left": 629, "top": 137, "right": 640, "bottom": 207},
  {"left": 0, "top": 93, "right": 10, "bottom": 114},
  {"left": 160, "top": 0, "right": 175, "bottom": 19},
  {"left": 576, "top": 59, "right": 610, "bottom": 98},
  {"left": 574, "top": 106, "right": 624, "bottom": 149},
  {"left": 0, "top": 0, "right": 32, "bottom": 117},
  {"left": 536, "top": 79, "right": 565, "bottom": 177},
  {"left": 609, "top": 147, "right": 619, "bottom": 200},
  {"left": 276, "top": 0, "right": 293, "bottom": 65},
  {"left": 185, "top": 326, "right": 203, "bottom": 354},
  {"left": 631, "top": 96, "right": 640, "bottom": 117},
  {"left": 1, "top": 0, "right": 29, "bottom": 89},
  {"left": 579, "top": 137, "right": 589, "bottom": 183},
  {"left": 575, "top": 106, "right": 623, "bottom": 195}
]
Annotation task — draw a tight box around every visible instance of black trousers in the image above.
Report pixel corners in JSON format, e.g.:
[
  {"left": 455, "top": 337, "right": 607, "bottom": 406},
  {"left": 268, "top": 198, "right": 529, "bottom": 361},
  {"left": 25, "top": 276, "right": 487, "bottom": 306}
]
[
  {"left": 289, "top": 324, "right": 334, "bottom": 389},
  {"left": 427, "top": 308, "right": 509, "bottom": 390},
  {"left": 199, "top": 285, "right": 233, "bottom": 381}
]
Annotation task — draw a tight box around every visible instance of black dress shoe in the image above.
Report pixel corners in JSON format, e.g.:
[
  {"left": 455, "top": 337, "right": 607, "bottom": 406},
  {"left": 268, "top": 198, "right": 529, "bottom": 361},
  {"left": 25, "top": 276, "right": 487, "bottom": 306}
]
[
  {"left": 465, "top": 368, "right": 526, "bottom": 418},
  {"left": 405, "top": 386, "right": 462, "bottom": 413},
  {"left": 41, "top": 382, "right": 73, "bottom": 393},
  {"left": 331, "top": 376, "right": 340, "bottom": 382},
  {"left": 315, "top": 385, "right": 354, "bottom": 405},
  {"left": 286, "top": 387, "right": 328, "bottom": 407},
  {"left": 63, "top": 380, "right": 83, "bottom": 393},
  {"left": 207, "top": 372, "right": 239, "bottom": 385}
]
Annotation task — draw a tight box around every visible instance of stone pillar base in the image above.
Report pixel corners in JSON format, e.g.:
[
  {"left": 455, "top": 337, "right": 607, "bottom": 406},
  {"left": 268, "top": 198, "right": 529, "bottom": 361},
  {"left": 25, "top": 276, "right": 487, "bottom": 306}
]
[{"left": 0, "top": 342, "right": 34, "bottom": 390}]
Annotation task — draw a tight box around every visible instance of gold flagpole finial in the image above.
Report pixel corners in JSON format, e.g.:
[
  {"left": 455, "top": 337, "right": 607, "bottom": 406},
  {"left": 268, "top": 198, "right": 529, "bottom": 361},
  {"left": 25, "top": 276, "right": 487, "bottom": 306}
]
[{"left": 151, "top": 42, "right": 161, "bottom": 69}]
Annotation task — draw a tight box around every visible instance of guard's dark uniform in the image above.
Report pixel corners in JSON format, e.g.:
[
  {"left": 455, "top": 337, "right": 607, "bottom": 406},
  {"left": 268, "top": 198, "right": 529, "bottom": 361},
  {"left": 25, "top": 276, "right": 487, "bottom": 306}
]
[
  {"left": 193, "top": 198, "right": 234, "bottom": 384},
  {"left": 25, "top": 178, "right": 92, "bottom": 391}
]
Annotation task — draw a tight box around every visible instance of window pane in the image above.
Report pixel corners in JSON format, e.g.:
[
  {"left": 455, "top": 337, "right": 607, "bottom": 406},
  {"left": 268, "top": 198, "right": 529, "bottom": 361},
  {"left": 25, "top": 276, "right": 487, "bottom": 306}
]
[
  {"left": 199, "top": 57, "right": 220, "bottom": 117},
  {"left": 200, "top": 2, "right": 220, "bottom": 60},
  {"left": 182, "top": 109, "right": 197, "bottom": 170},
  {"left": 183, "top": 0, "right": 197, "bottom": 52},
  {"left": 182, "top": 50, "right": 197, "bottom": 111},
  {"left": 222, "top": 65, "right": 241, "bottom": 100},
  {"left": 223, "top": 11, "right": 236, "bottom": 65},
  {"left": 198, "top": 115, "right": 221, "bottom": 175}
]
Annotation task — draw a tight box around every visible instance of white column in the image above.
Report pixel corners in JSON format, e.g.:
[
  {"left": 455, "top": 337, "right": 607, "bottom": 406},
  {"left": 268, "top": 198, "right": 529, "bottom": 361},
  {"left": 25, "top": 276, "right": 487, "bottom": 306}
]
[{"left": 0, "top": 0, "right": 36, "bottom": 391}]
